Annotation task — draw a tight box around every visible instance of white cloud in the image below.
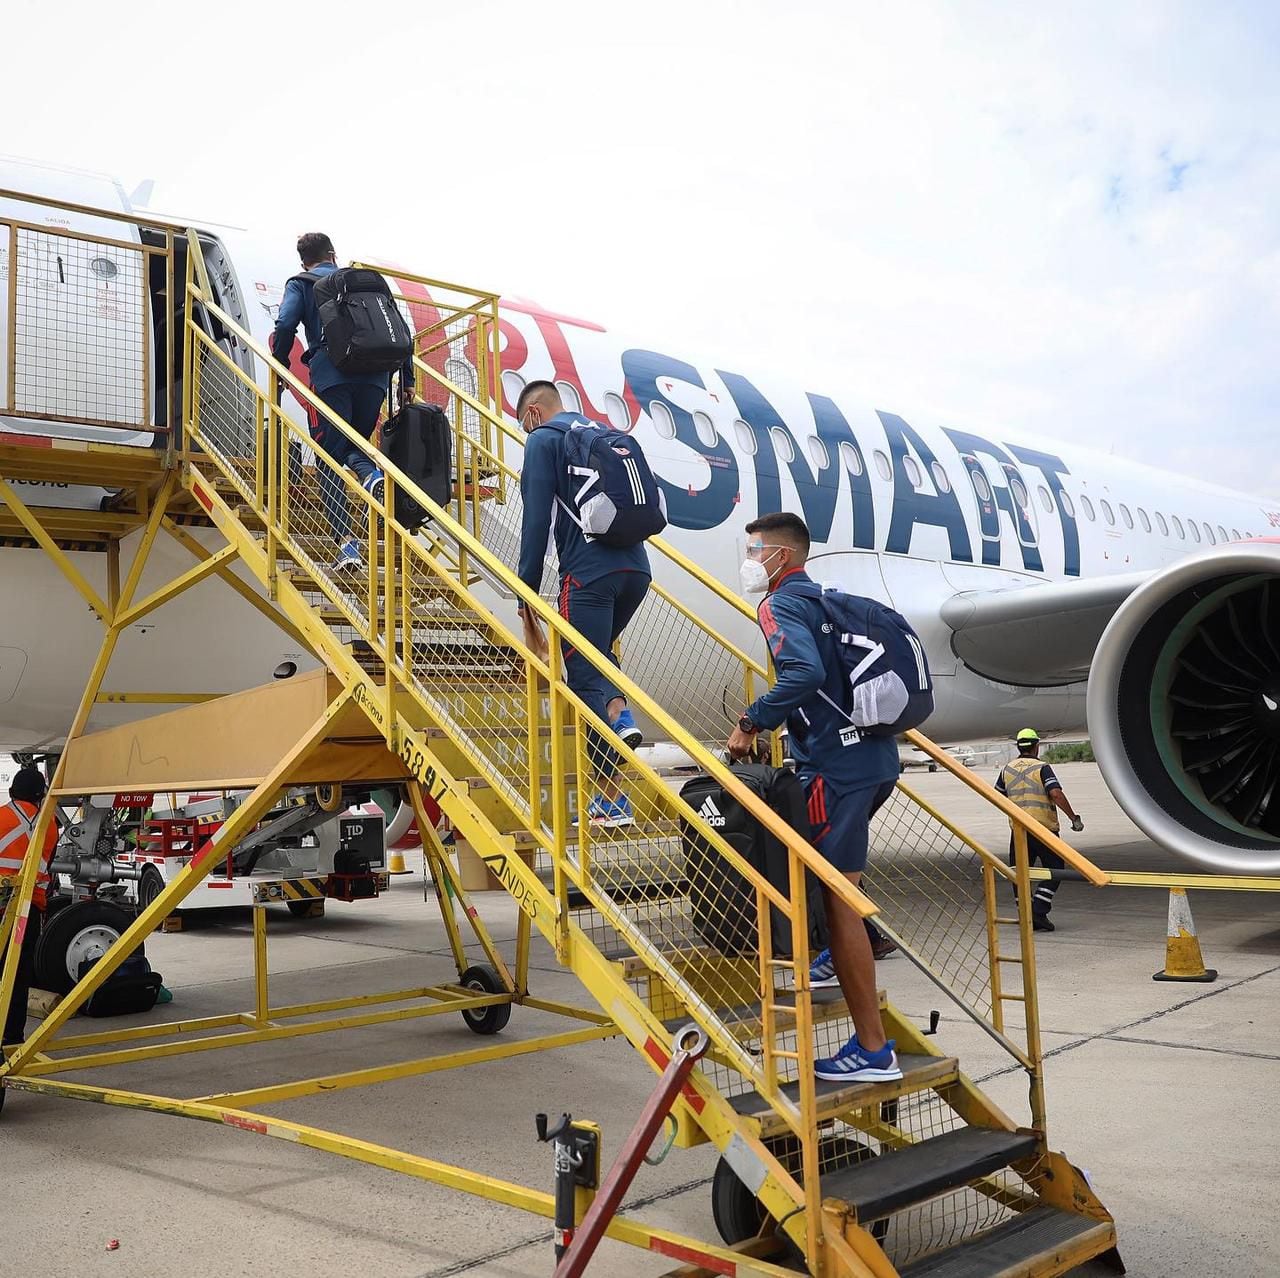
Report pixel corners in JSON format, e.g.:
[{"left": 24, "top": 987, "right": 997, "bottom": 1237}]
[{"left": 4, "top": 0, "right": 1279, "bottom": 492}]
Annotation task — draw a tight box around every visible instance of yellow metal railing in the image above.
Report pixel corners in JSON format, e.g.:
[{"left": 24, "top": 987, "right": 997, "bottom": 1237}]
[{"left": 180, "top": 246, "right": 1110, "bottom": 1265}]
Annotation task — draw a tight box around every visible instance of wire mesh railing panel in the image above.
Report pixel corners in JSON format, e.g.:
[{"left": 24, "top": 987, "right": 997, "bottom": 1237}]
[
  {"left": 191, "top": 334, "right": 258, "bottom": 503},
  {"left": 863, "top": 784, "right": 998, "bottom": 1018},
  {"left": 12, "top": 228, "right": 150, "bottom": 427}
]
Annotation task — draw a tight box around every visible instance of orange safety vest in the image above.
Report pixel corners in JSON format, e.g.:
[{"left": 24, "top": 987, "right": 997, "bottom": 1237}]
[{"left": 0, "top": 800, "right": 56, "bottom": 910}]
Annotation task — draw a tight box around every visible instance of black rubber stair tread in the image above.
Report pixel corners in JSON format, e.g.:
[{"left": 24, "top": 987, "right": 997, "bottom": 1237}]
[
  {"left": 899, "top": 1206, "right": 1114, "bottom": 1278},
  {"left": 730, "top": 1053, "right": 958, "bottom": 1136},
  {"left": 821, "top": 1126, "right": 1039, "bottom": 1222}
]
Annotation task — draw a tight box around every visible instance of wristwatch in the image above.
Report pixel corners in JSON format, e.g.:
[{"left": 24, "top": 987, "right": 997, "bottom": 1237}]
[{"left": 737, "top": 714, "right": 758, "bottom": 735}]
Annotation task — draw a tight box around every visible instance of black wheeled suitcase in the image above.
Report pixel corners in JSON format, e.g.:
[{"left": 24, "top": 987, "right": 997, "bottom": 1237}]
[
  {"left": 380, "top": 402, "right": 452, "bottom": 531},
  {"left": 679, "top": 763, "right": 827, "bottom": 958}
]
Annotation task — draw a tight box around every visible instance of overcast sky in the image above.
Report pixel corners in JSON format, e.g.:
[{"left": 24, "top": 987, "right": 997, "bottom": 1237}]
[{"left": 6, "top": 0, "right": 1279, "bottom": 494}]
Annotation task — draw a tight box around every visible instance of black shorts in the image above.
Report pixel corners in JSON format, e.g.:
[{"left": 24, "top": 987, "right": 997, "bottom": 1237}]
[{"left": 804, "top": 776, "right": 896, "bottom": 873}]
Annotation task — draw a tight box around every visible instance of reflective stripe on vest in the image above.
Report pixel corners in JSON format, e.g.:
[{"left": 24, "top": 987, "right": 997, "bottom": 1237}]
[
  {"left": 999, "top": 757, "right": 1059, "bottom": 833},
  {"left": 0, "top": 800, "right": 52, "bottom": 899}
]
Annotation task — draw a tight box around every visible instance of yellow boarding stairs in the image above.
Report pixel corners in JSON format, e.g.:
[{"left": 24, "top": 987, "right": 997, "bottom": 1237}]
[{"left": 0, "top": 219, "right": 1121, "bottom": 1277}]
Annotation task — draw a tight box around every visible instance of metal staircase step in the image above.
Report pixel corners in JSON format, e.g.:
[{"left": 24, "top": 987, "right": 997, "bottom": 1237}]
[
  {"left": 898, "top": 1205, "right": 1115, "bottom": 1278},
  {"left": 821, "top": 1126, "right": 1040, "bottom": 1223},
  {"left": 729, "top": 1054, "right": 959, "bottom": 1138},
  {"left": 661, "top": 985, "right": 883, "bottom": 1036}
]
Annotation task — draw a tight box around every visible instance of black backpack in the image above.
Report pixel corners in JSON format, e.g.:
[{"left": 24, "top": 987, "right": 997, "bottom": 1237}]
[
  {"left": 678, "top": 763, "right": 827, "bottom": 958},
  {"left": 302, "top": 267, "right": 413, "bottom": 375},
  {"left": 556, "top": 422, "right": 667, "bottom": 547},
  {"left": 814, "top": 589, "right": 934, "bottom": 737}
]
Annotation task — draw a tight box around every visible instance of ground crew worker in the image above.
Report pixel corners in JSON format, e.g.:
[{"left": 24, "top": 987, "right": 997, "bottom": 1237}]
[
  {"left": 727, "top": 512, "right": 902, "bottom": 1083},
  {"left": 270, "top": 232, "right": 415, "bottom": 573},
  {"left": 995, "top": 728, "right": 1083, "bottom": 933},
  {"left": 515, "top": 381, "right": 649, "bottom": 827},
  {"left": 0, "top": 766, "right": 58, "bottom": 1048}
]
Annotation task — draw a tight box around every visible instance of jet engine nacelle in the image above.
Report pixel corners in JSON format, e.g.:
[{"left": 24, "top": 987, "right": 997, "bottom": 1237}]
[{"left": 1088, "top": 540, "right": 1280, "bottom": 872}]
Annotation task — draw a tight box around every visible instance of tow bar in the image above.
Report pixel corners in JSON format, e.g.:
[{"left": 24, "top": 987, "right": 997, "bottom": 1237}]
[{"left": 543, "top": 1023, "right": 709, "bottom": 1277}]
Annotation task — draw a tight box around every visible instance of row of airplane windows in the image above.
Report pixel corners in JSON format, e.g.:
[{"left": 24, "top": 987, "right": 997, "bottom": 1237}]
[{"left": 508, "top": 375, "right": 1255, "bottom": 545}]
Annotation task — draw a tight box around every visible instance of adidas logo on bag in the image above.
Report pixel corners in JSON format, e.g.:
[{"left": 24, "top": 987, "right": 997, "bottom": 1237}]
[{"left": 698, "top": 795, "right": 726, "bottom": 828}]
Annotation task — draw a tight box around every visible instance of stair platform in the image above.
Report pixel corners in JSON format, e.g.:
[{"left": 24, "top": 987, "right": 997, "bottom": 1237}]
[
  {"left": 730, "top": 1053, "right": 959, "bottom": 1137},
  {"left": 898, "top": 1206, "right": 1115, "bottom": 1278},
  {"left": 821, "top": 1126, "right": 1039, "bottom": 1222}
]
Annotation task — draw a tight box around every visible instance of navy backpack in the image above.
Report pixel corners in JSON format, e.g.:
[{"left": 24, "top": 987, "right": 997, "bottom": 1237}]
[
  {"left": 557, "top": 422, "right": 667, "bottom": 547},
  {"left": 815, "top": 589, "right": 934, "bottom": 737}
]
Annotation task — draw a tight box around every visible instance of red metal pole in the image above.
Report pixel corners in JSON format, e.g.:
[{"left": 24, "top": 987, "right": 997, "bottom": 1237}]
[{"left": 554, "top": 1025, "right": 709, "bottom": 1278}]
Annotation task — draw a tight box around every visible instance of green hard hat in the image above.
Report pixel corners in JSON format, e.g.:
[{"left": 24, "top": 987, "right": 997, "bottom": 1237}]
[{"left": 1015, "top": 728, "right": 1040, "bottom": 743}]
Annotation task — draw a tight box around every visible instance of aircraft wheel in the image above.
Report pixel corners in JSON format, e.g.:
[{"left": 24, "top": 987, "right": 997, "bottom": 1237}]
[
  {"left": 458, "top": 964, "right": 512, "bottom": 1035},
  {"left": 138, "top": 865, "right": 165, "bottom": 910},
  {"left": 33, "top": 900, "right": 138, "bottom": 995}
]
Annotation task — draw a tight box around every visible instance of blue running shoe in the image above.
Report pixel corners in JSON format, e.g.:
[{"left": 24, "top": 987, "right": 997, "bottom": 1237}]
[
  {"left": 814, "top": 1034, "right": 902, "bottom": 1083},
  {"left": 362, "top": 468, "right": 385, "bottom": 507},
  {"left": 574, "top": 795, "right": 634, "bottom": 828},
  {"left": 613, "top": 706, "right": 643, "bottom": 749},
  {"left": 810, "top": 948, "right": 839, "bottom": 989},
  {"left": 333, "top": 540, "right": 362, "bottom": 572}
]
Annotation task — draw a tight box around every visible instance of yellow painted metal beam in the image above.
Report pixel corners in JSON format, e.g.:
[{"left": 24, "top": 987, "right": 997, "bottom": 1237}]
[
  {"left": 0, "top": 477, "right": 110, "bottom": 620},
  {"left": 1029, "top": 866, "right": 1280, "bottom": 891},
  {"left": 193, "top": 1024, "right": 615, "bottom": 1108},
  {"left": 1, "top": 1075, "right": 801, "bottom": 1277},
  {"left": 114, "top": 543, "right": 239, "bottom": 628},
  {"left": 95, "top": 692, "right": 221, "bottom": 705}
]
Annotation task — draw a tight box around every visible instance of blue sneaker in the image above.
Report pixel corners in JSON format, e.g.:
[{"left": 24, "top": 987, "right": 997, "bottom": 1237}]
[
  {"left": 333, "top": 540, "right": 362, "bottom": 572},
  {"left": 814, "top": 1034, "right": 902, "bottom": 1083},
  {"left": 810, "top": 948, "right": 839, "bottom": 989},
  {"left": 613, "top": 706, "right": 642, "bottom": 749},
  {"left": 576, "top": 795, "right": 634, "bottom": 828},
  {"left": 362, "top": 469, "right": 385, "bottom": 507}
]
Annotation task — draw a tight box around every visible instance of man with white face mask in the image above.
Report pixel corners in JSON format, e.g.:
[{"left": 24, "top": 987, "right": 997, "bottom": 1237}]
[{"left": 727, "top": 511, "right": 902, "bottom": 1082}]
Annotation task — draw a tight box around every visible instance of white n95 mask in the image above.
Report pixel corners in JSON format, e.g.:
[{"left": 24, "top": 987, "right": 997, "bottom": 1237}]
[{"left": 739, "top": 558, "right": 771, "bottom": 596}]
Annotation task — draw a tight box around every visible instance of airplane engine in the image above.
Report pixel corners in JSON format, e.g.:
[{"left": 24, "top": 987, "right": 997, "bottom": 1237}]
[{"left": 1088, "top": 539, "right": 1280, "bottom": 872}]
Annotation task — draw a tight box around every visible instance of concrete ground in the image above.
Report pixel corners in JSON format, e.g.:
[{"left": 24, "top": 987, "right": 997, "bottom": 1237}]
[{"left": 4, "top": 763, "right": 1278, "bottom": 1277}]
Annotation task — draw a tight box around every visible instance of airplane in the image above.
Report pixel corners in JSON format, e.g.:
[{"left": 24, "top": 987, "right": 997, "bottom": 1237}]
[{"left": 1, "top": 156, "right": 1277, "bottom": 875}]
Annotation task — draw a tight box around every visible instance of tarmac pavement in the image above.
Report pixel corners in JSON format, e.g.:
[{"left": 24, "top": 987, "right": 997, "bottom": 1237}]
[{"left": 3, "top": 763, "right": 1278, "bottom": 1277}]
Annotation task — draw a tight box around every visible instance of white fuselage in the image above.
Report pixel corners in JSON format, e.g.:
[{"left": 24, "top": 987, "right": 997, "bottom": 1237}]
[{"left": 1, "top": 162, "right": 1276, "bottom": 750}]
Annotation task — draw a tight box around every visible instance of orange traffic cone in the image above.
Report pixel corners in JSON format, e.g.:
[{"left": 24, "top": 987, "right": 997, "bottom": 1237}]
[{"left": 1152, "top": 887, "right": 1216, "bottom": 982}]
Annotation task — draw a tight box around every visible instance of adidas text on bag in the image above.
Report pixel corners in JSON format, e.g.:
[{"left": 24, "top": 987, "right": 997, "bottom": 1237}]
[
  {"left": 817, "top": 589, "right": 934, "bottom": 736},
  {"left": 310, "top": 267, "right": 413, "bottom": 375},
  {"left": 557, "top": 423, "right": 667, "bottom": 547}
]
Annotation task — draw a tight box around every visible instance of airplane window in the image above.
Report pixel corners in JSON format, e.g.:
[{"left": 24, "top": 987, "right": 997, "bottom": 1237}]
[
  {"left": 733, "top": 419, "right": 757, "bottom": 456},
  {"left": 770, "top": 427, "right": 795, "bottom": 464},
  {"left": 649, "top": 401, "right": 677, "bottom": 440},
  {"left": 1203, "top": 522, "right": 1215, "bottom": 544},
  {"left": 806, "top": 437, "right": 830, "bottom": 470},
  {"left": 500, "top": 369, "right": 526, "bottom": 415},
  {"left": 1009, "top": 474, "right": 1030, "bottom": 509},
  {"left": 1189, "top": 520, "right": 1201, "bottom": 543},
  {"left": 1172, "top": 515, "right": 1184, "bottom": 538},
  {"left": 903, "top": 456, "right": 924, "bottom": 489},
  {"left": 1079, "top": 495, "right": 1095, "bottom": 521},
  {"left": 603, "top": 391, "right": 631, "bottom": 431},
  {"left": 1138, "top": 507, "right": 1151, "bottom": 532},
  {"left": 1037, "top": 485, "right": 1052, "bottom": 512},
  {"left": 839, "top": 442, "right": 863, "bottom": 476},
  {"left": 1059, "top": 491, "right": 1075, "bottom": 518},
  {"left": 1120, "top": 504, "right": 1133, "bottom": 529},
  {"left": 1217, "top": 525, "right": 1228, "bottom": 542},
  {"left": 931, "top": 461, "right": 952, "bottom": 493},
  {"left": 693, "top": 411, "right": 717, "bottom": 448},
  {"left": 873, "top": 450, "right": 892, "bottom": 482},
  {"left": 970, "top": 469, "right": 993, "bottom": 503},
  {"left": 556, "top": 380, "right": 582, "bottom": 414},
  {"left": 1100, "top": 500, "right": 1115, "bottom": 526},
  {"left": 1155, "top": 511, "right": 1168, "bottom": 535}
]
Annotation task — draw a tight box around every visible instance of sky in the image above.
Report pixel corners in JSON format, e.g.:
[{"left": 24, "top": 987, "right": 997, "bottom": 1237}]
[{"left": 5, "top": 0, "right": 1279, "bottom": 494}]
